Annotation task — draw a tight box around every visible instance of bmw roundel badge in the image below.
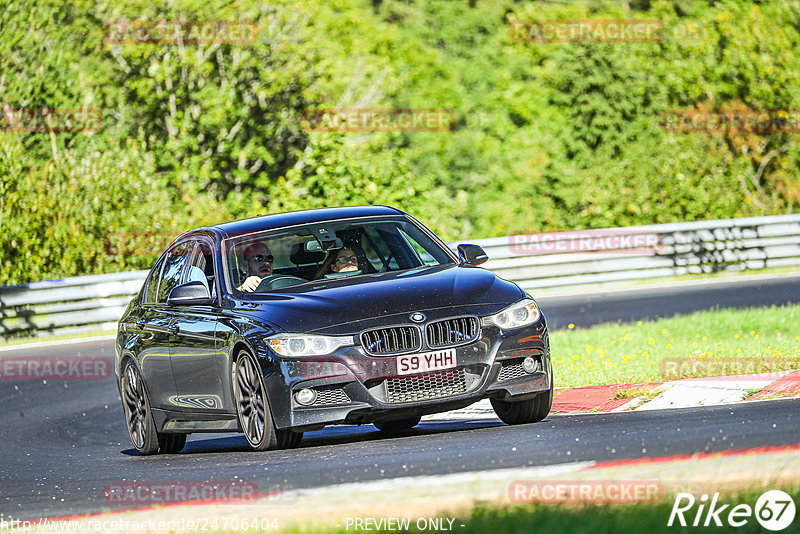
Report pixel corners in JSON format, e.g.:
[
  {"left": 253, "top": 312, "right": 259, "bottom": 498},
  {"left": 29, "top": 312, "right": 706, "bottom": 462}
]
[{"left": 409, "top": 312, "right": 426, "bottom": 323}]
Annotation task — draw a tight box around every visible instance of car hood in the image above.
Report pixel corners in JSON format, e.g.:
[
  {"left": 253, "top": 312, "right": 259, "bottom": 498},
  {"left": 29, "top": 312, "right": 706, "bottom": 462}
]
[{"left": 235, "top": 264, "right": 525, "bottom": 333}]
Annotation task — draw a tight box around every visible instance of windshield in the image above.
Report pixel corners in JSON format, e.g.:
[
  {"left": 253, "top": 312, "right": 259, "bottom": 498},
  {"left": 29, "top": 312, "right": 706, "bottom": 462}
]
[{"left": 223, "top": 216, "right": 455, "bottom": 294}]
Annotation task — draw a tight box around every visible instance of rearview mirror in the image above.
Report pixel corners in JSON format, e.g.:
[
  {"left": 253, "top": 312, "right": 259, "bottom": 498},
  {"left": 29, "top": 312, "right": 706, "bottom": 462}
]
[
  {"left": 167, "top": 281, "right": 214, "bottom": 306},
  {"left": 457, "top": 244, "right": 488, "bottom": 266},
  {"left": 305, "top": 237, "right": 343, "bottom": 252}
]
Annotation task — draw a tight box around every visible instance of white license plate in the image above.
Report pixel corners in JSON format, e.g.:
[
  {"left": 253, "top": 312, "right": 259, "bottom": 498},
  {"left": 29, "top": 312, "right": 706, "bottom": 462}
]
[{"left": 396, "top": 348, "right": 457, "bottom": 376}]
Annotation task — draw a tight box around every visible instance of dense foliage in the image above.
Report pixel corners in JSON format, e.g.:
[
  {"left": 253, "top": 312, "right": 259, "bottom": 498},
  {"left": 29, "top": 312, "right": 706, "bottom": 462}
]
[{"left": 1, "top": 0, "right": 799, "bottom": 284}]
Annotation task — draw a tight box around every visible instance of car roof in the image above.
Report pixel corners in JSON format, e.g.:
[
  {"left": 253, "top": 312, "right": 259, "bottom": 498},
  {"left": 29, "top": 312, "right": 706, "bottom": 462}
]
[{"left": 207, "top": 205, "right": 407, "bottom": 238}]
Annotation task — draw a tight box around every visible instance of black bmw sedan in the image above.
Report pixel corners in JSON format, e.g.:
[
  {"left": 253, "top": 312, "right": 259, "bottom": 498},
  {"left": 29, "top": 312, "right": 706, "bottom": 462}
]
[{"left": 116, "top": 205, "right": 552, "bottom": 455}]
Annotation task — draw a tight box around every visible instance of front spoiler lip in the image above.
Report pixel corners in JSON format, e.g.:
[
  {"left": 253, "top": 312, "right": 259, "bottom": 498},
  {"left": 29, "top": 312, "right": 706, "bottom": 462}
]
[
  {"left": 269, "top": 320, "right": 550, "bottom": 430},
  {"left": 288, "top": 365, "right": 550, "bottom": 429}
]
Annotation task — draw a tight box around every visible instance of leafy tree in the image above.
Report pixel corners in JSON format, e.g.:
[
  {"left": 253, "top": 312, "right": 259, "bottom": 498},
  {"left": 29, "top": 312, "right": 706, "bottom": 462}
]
[{"left": 1, "top": 0, "right": 799, "bottom": 285}]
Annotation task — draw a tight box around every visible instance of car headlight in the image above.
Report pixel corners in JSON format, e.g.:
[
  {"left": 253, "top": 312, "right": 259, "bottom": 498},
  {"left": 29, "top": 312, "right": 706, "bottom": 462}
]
[
  {"left": 267, "top": 333, "right": 354, "bottom": 357},
  {"left": 484, "top": 299, "right": 541, "bottom": 331}
]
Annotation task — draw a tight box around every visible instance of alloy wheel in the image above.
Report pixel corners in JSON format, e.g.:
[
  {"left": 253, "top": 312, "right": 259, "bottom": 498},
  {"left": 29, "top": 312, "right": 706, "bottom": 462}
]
[
  {"left": 121, "top": 362, "right": 159, "bottom": 455},
  {"left": 234, "top": 352, "right": 269, "bottom": 449},
  {"left": 123, "top": 364, "right": 147, "bottom": 449}
]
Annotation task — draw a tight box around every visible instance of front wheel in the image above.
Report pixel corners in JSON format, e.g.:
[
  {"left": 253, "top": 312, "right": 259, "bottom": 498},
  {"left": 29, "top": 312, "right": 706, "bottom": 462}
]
[
  {"left": 276, "top": 429, "right": 303, "bottom": 449},
  {"left": 490, "top": 386, "right": 553, "bottom": 425},
  {"left": 121, "top": 362, "right": 160, "bottom": 455},
  {"left": 158, "top": 433, "right": 187, "bottom": 454},
  {"left": 233, "top": 350, "right": 274, "bottom": 451},
  {"left": 233, "top": 350, "right": 304, "bottom": 451}
]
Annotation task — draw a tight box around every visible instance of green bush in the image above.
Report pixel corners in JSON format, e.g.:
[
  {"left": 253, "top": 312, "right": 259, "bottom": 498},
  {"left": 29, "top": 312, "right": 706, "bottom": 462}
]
[{"left": 1, "top": 0, "right": 799, "bottom": 284}]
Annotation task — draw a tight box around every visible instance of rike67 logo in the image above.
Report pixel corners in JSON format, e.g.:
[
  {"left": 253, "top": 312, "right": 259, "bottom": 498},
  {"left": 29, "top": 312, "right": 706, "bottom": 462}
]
[{"left": 668, "top": 490, "right": 796, "bottom": 531}]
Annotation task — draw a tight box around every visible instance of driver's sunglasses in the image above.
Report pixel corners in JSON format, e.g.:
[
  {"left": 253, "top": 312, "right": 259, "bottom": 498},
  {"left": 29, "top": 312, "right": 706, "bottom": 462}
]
[
  {"left": 336, "top": 255, "right": 358, "bottom": 265},
  {"left": 251, "top": 254, "right": 274, "bottom": 263}
]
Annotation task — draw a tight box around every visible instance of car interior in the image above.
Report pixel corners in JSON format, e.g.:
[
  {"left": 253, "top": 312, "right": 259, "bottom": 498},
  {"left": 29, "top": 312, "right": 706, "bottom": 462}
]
[{"left": 226, "top": 219, "right": 451, "bottom": 292}]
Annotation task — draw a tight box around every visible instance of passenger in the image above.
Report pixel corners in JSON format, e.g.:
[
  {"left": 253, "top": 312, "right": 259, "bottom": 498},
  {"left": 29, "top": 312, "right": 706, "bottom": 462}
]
[
  {"left": 237, "top": 242, "right": 274, "bottom": 292},
  {"left": 330, "top": 248, "right": 360, "bottom": 274}
]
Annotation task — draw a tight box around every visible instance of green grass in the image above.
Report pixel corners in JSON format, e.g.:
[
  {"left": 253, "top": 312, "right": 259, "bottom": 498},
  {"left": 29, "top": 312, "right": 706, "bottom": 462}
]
[
  {"left": 742, "top": 387, "right": 764, "bottom": 399},
  {"left": 223, "top": 485, "right": 800, "bottom": 533},
  {"left": 0, "top": 329, "right": 115, "bottom": 347},
  {"left": 442, "top": 486, "right": 800, "bottom": 534},
  {"left": 550, "top": 304, "right": 800, "bottom": 387},
  {"left": 612, "top": 385, "right": 661, "bottom": 400}
]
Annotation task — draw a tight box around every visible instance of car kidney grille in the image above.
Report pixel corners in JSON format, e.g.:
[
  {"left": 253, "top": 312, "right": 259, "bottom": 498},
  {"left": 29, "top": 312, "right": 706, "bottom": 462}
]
[
  {"left": 426, "top": 317, "right": 479, "bottom": 348},
  {"left": 361, "top": 326, "right": 420, "bottom": 355},
  {"left": 385, "top": 368, "right": 468, "bottom": 403}
]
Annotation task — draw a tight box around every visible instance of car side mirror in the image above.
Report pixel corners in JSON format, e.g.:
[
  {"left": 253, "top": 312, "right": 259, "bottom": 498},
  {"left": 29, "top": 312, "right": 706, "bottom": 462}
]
[
  {"left": 167, "top": 281, "right": 214, "bottom": 306},
  {"left": 457, "top": 244, "right": 488, "bottom": 265}
]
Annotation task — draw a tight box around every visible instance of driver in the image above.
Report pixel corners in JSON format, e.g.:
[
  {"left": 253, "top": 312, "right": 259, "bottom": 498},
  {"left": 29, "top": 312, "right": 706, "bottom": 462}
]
[{"left": 237, "top": 242, "right": 274, "bottom": 292}]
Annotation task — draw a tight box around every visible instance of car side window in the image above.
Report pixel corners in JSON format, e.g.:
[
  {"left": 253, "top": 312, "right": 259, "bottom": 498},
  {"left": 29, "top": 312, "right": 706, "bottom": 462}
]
[
  {"left": 188, "top": 240, "right": 217, "bottom": 300},
  {"left": 144, "top": 255, "right": 167, "bottom": 304},
  {"left": 156, "top": 242, "right": 193, "bottom": 304},
  {"left": 398, "top": 229, "right": 439, "bottom": 266},
  {"left": 363, "top": 227, "right": 400, "bottom": 271}
]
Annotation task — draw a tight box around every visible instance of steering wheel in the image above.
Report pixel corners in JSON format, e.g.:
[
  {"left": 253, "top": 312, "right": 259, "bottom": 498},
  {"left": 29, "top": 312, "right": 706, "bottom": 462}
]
[{"left": 255, "top": 274, "right": 306, "bottom": 291}]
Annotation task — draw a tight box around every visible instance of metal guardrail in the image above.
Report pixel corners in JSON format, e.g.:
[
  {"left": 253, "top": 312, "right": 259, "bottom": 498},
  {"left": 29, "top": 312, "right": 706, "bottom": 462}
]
[
  {"left": 458, "top": 214, "right": 800, "bottom": 292},
  {"left": 2, "top": 214, "right": 799, "bottom": 339},
  {"left": 0, "top": 271, "right": 148, "bottom": 339}
]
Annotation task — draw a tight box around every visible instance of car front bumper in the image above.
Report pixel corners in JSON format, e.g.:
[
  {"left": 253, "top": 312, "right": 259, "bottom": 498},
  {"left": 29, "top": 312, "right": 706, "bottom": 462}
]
[{"left": 263, "top": 319, "right": 552, "bottom": 431}]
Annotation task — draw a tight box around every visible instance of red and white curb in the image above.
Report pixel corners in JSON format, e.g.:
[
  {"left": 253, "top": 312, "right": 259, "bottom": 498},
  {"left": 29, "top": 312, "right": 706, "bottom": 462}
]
[{"left": 426, "top": 369, "right": 800, "bottom": 421}]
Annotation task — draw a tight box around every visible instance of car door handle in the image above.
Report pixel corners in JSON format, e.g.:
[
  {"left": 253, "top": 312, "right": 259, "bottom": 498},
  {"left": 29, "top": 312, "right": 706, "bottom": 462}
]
[{"left": 168, "top": 324, "right": 180, "bottom": 335}]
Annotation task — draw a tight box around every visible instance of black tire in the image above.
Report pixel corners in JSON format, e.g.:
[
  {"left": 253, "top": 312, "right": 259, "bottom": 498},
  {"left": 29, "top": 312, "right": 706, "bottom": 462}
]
[
  {"left": 373, "top": 416, "right": 421, "bottom": 433},
  {"left": 121, "top": 362, "right": 160, "bottom": 455},
  {"left": 158, "top": 433, "right": 187, "bottom": 454},
  {"left": 490, "top": 386, "right": 553, "bottom": 425},
  {"left": 233, "top": 350, "right": 275, "bottom": 451},
  {"left": 275, "top": 429, "right": 303, "bottom": 449}
]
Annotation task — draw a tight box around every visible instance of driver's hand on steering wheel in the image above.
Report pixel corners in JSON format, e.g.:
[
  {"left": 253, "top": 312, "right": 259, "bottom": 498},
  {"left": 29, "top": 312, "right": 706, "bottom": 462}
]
[{"left": 237, "top": 275, "right": 262, "bottom": 292}]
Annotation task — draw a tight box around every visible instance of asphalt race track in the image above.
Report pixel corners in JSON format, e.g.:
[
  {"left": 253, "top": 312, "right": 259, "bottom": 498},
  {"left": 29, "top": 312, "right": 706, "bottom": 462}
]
[
  {"left": 2, "top": 275, "right": 800, "bottom": 520},
  {"left": 538, "top": 272, "right": 800, "bottom": 328}
]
